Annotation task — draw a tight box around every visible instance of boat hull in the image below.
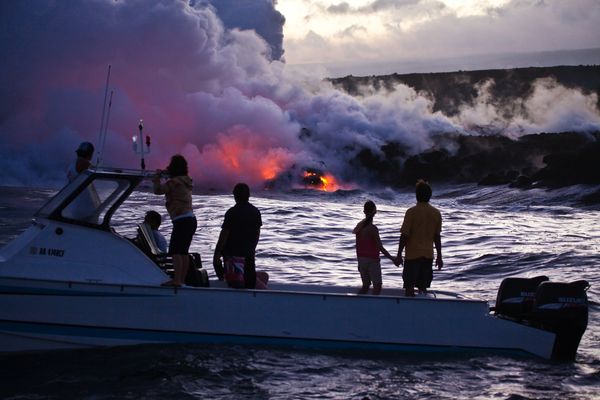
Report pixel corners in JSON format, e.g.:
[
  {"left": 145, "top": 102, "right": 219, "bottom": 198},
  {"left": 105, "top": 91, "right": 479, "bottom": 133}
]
[{"left": 0, "top": 277, "right": 556, "bottom": 358}]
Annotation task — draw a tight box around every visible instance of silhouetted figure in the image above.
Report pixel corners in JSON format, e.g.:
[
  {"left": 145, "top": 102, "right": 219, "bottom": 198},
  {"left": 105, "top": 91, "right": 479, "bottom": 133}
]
[
  {"left": 153, "top": 155, "right": 197, "bottom": 287},
  {"left": 213, "top": 183, "right": 268, "bottom": 289},
  {"left": 67, "top": 141, "right": 94, "bottom": 182},
  {"left": 63, "top": 141, "right": 99, "bottom": 222},
  {"left": 353, "top": 200, "right": 394, "bottom": 295},
  {"left": 144, "top": 210, "right": 168, "bottom": 253},
  {"left": 395, "top": 180, "right": 443, "bottom": 297}
]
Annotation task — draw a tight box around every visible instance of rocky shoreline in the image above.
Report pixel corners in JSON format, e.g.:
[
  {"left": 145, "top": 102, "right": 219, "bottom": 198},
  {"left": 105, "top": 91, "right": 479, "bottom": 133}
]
[
  {"left": 351, "top": 131, "right": 600, "bottom": 188},
  {"left": 330, "top": 65, "right": 600, "bottom": 115},
  {"left": 330, "top": 66, "right": 600, "bottom": 192}
]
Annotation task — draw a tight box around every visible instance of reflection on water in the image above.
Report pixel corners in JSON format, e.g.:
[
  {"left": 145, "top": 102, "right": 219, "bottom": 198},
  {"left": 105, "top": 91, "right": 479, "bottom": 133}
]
[{"left": 1, "top": 184, "right": 599, "bottom": 399}]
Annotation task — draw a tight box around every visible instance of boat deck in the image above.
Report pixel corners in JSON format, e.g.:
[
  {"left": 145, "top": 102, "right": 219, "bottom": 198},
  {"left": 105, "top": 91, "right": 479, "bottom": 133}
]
[{"left": 209, "top": 279, "right": 468, "bottom": 301}]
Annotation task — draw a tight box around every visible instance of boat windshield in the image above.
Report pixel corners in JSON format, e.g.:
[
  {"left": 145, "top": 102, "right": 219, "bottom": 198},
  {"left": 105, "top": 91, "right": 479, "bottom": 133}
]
[
  {"left": 36, "top": 173, "right": 135, "bottom": 228},
  {"left": 61, "top": 178, "right": 131, "bottom": 225}
]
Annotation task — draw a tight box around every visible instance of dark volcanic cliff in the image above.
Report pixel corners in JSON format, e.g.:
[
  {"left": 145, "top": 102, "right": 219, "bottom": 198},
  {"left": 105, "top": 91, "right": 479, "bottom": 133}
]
[
  {"left": 329, "top": 66, "right": 600, "bottom": 191},
  {"left": 330, "top": 65, "right": 600, "bottom": 116}
]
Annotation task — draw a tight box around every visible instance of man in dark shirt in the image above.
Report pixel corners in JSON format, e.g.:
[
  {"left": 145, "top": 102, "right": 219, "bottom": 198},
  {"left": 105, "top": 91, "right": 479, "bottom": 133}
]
[{"left": 213, "top": 183, "right": 262, "bottom": 288}]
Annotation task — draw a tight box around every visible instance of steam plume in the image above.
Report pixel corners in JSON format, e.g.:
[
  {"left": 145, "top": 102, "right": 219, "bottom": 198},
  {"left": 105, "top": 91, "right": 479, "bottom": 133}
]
[{"left": 0, "top": 1, "right": 598, "bottom": 189}]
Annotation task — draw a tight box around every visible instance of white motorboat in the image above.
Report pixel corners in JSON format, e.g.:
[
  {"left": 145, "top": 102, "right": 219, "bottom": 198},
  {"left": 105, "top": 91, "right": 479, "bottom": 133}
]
[{"left": 0, "top": 168, "right": 589, "bottom": 360}]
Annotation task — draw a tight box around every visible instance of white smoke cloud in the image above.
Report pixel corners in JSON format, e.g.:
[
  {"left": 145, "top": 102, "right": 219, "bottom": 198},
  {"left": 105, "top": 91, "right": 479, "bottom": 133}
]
[
  {"left": 518, "top": 78, "right": 600, "bottom": 134},
  {"left": 0, "top": 0, "right": 598, "bottom": 190},
  {"left": 0, "top": 0, "right": 298, "bottom": 188},
  {"left": 196, "top": 0, "right": 286, "bottom": 60},
  {"left": 454, "top": 78, "right": 600, "bottom": 138}
]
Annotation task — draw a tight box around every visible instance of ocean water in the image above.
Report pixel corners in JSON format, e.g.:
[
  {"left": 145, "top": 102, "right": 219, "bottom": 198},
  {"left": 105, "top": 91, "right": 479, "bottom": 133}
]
[{"left": 1, "top": 184, "right": 599, "bottom": 399}]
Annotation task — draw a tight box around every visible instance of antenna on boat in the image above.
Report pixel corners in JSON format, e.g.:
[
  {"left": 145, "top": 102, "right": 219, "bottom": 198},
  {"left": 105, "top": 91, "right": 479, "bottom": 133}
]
[
  {"left": 132, "top": 120, "right": 151, "bottom": 170},
  {"left": 97, "top": 90, "right": 113, "bottom": 166},
  {"left": 96, "top": 65, "right": 112, "bottom": 167}
]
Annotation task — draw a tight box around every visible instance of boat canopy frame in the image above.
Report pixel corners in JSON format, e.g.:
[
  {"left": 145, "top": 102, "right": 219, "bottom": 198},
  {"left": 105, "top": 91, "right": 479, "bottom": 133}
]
[{"left": 34, "top": 168, "right": 146, "bottom": 231}]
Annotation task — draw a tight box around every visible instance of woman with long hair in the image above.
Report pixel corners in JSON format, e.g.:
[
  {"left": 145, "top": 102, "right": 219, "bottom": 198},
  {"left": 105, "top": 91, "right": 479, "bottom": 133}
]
[
  {"left": 153, "top": 155, "right": 197, "bottom": 286},
  {"left": 353, "top": 200, "right": 394, "bottom": 295}
]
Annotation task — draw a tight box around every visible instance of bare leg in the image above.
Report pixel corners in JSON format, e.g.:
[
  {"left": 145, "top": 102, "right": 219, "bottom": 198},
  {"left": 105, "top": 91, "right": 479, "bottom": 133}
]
[
  {"left": 164, "top": 254, "right": 189, "bottom": 286},
  {"left": 357, "top": 284, "right": 369, "bottom": 294},
  {"left": 178, "top": 254, "right": 189, "bottom": 285},
  {"left": 357, "top": 264, "right": 370, "bottom": 294},
  {"left": 173, "top": 255, "right": 183, "bottom": 285},
  {"left": 256, "top": 271, "right": 269, "bottom": 289},
  {"left": 372, "top": 283, "right": 382, "bottom": 295}
]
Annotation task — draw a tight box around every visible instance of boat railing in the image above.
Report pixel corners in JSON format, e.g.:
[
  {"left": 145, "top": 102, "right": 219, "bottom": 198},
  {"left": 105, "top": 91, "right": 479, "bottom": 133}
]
[{"left": 90, "top": 166, "right": 168, "bottom": 180}]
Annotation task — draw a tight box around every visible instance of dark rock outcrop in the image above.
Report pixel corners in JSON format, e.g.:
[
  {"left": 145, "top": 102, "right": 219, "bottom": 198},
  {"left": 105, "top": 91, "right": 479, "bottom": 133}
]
[
  {"left": 350, "top": 131, "right": 600, "bottom": 188},
  {"left": 330, "top": 65, "right": 600, "bottom": 115},
  {"left": 331, "top": 66, "right": 600, "bottom": 189}
]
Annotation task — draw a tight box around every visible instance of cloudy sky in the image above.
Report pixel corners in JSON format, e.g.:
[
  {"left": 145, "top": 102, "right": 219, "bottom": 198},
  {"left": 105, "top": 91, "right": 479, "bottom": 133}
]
[{"left": 277, "top": 0, "right": 600, "bottom": 75}]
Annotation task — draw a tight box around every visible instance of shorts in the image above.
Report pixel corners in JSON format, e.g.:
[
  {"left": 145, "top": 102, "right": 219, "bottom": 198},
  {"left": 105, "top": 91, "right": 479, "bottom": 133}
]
[
  {"left": 358, "top": 257, "right": 382, "bottom": 286},
  {"left": 403, "top": 257, "right": 433, "bottom": 290},
  {"left": 224, "top": 255, "right": 256, "bottom": 289},
  {"left": 168, "top": 216, "right": 197, "bottom": 255}
]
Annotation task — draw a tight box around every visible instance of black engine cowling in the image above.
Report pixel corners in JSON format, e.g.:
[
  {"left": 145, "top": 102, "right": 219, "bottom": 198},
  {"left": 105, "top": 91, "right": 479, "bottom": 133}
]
[
  {"left": 494, "top": 275, "right": 549, "bottom": 319},
  {"left": 532, "top": 280, "right": 589, "bottom": 361},
  {"left": 495, "top": 277, "right": 589, "bottom": 361}
]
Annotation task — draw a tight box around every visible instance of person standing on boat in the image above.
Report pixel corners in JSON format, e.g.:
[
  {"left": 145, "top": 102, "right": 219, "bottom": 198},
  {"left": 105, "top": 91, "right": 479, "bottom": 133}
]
[
  {"left": 354, "top": 200, "right": 394, "bottom": 295},
  {"left": 395, "top": 180, "right": 443, "bottom": 297},
  {"left": 67, "top": 141, "right": 94, "bottom": 182},
  {"left": 153, "top": 155, "right": 197, "bottom": 287},
  {"left": 213, "top": 183, "right": 267, "bottom": 289},
  {"left": 63, "top": 141, "right": 100, "bottom": 222}
]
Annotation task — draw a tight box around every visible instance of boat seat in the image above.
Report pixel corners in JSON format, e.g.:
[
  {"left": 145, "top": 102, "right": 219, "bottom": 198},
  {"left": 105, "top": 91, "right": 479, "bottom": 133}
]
[
  {"left": 136, "top": 223, "right": 209, "bottom": 287},
  {"left": 494, "top": 275, "right": 549, "bottom": 319}
]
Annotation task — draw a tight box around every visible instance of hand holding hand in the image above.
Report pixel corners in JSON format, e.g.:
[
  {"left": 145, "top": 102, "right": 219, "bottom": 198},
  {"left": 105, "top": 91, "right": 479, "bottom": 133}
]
[{"left": 394, "top": 255, "right": 403, "bottom": 267}]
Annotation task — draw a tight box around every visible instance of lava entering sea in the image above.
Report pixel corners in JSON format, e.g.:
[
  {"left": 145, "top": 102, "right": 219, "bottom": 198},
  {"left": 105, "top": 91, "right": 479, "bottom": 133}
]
[
  {"left": 264, "top": 166, "right": 345, "bottom": 192},
  {"left": 301, "top": 168, "right": 340, "bottom": 192}
]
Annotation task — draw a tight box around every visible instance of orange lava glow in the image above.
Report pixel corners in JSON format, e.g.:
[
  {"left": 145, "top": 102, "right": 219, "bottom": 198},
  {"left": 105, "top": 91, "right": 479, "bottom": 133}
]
[
  {"left": 320, "top": 173, "right": 340, "bottom": 192},
  {"left": 303, "top": 170, "right": 341, "bottom": 192},
  {"left": 204, "top": 131, "right": 293, "bottom": 186},
  {"left": 259, "top": 158, "right": 280, "bottom": 180}
]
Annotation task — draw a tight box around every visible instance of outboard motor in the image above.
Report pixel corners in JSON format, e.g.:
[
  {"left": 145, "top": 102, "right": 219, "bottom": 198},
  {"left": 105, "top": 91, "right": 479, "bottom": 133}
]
[
  {"left": 494, "top": 276, "right": 549, "bottom": 319},
  {"left": 532, "top": 280, "right": 589, "bottom": 362}
]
